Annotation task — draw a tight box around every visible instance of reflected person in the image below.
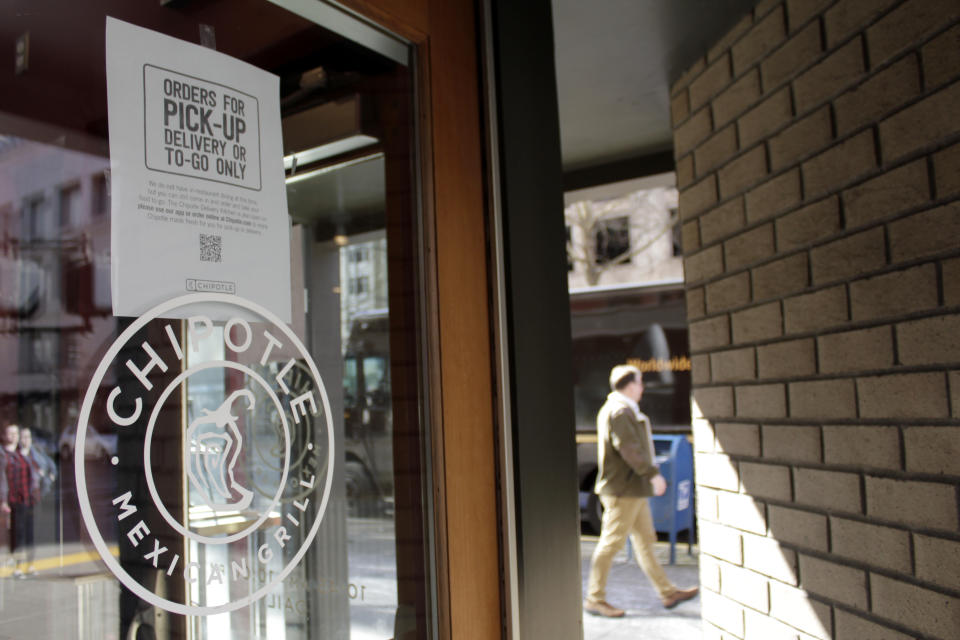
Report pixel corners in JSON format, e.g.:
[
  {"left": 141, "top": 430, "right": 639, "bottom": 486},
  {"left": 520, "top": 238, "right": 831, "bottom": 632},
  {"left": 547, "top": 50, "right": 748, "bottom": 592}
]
[
  {"left": 2, "top": 424, "right": 38, "bottom": 577},
  {"left": 19, "top": 428, "right": 56, "bottom": 499},
  {"left": 584, "top": 365, "right": 698, "bottom": 618}
]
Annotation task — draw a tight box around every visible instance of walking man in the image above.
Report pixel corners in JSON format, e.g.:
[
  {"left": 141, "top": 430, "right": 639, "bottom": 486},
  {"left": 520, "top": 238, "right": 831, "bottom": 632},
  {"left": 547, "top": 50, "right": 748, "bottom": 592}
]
[{"left": 584, "top": 364, "right": 698, "bottom": 618}]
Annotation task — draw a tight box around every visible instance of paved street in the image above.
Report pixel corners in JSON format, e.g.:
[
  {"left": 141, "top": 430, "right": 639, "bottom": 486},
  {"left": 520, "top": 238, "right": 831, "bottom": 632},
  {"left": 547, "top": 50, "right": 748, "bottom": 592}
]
[{"left": 580, "top": 535, "right": 702, "bottom": 640}]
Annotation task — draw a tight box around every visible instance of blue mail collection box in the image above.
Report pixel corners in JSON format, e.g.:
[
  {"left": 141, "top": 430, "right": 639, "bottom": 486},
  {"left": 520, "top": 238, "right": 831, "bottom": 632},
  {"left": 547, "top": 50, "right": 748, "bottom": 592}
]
[{"left": 649, "top": 434, "right": 695, "bottom": 564}]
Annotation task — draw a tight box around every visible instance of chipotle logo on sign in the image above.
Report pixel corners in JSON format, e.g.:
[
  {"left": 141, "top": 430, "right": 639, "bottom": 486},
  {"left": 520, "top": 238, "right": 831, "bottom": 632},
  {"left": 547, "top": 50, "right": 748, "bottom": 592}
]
[{"left": 75, "top": 293, "right": 333, "bottom": 615}]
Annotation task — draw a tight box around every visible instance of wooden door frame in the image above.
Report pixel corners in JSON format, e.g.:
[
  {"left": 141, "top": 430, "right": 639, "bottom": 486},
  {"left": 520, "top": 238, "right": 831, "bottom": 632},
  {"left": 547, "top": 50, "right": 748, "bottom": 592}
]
[{"left": 334, "top": 1, "right": 502, "bottom": 638}]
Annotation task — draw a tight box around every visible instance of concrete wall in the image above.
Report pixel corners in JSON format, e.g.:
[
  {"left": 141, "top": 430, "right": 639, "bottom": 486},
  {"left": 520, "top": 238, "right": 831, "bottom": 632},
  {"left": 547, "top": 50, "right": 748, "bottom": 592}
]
[{"left": 671, "top": 1, "right": 960, "bottom": 638}]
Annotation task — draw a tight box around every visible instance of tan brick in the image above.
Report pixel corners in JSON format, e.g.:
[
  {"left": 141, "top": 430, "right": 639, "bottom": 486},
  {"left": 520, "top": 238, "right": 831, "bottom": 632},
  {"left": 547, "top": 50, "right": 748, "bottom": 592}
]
[
  {"left": 769, "top": 581, "right": 833, "bottom": 639},
  {"left": 787, "top": 0, "right": 832, "bottom": 31},
  {"left": 700, "top": 555, "right": 723, "bottom": 592},
  {"left": 889, "top": 202, "right": 960, "bottom": 263},
  {"left": 671, "top": 89, "right": 690, "bottom": 125},
  {"left": 924, "top": 23, "right": 960, "bottom": 89},
  {"left": 700, "top": 197, "right": 746, "bottom": 245},
  {"left": 798, "top": 554, "right": 868, "bottom": 609},
  {"left": 698, "top": 486, "right": 720, "bottom": 520},
  {"left": 904, "top": 426, "right": 960, "bottom": 475},
  {"left": 708, "top": 13, "right": 755, "bottom": 63},
  {"left": 801, "top": 130, "right": 876, "bottom": 199},
  {"left": 725, "top": 224, "right": 775, "bottom": 270},
  {"left": 768, "top": 506, "right": 828, "bottom": 551},
  {"left": 823, "top": 425, "right": 901, "bottom": 469},
  {"left": 673, "top": 55, "right": 707, "bottom": 95},
  {"left": 867, "top": 0, "right": 960, "bottom": 66},
  {"left": 696, "top": 386, "right": 736, "bottom": 418},
  {"left": 866, "top": 476, "right": 959, "bottom": 530},
  {"left": 701, "top": 589, "right": 746, "bottom": 636},
  {"left": 721, "top": 562, "right": 770, "bottom": 611},
  {"left": 715, "top": 422, "right": 761, "bottom": 456},
  {"left": 834, "top": 608, "right": 914, "bottom": 640},
  {"left": 682, "top": 219, "right": 701, "bottom": 254},
  {"left": 733, "top": 6, "right": 788, "bottom": 75},
  {"left": 898, "top": 314, "right": 960, "bottom": 366},
  {"left": 690, "top": 314, "right": 731, "bottom": 350},
  {"left": 691, "top": 54, "right": 733, "bottom": 111},
  {"left": 711, "top": 347, "right": 757, "bottom": 382},
  {"left": 850, "top": 264, "right": 939, "bottom": 322},
  {"left": 676, "top": 106, "right": 714, "bottom": 158},
  {"left": 794, "top": 38, "right": 866, "bottom": 113},
  {"left": 818, "top": 326, "right": 894, "bottom": 374},
  {"left": 842, "top": 159, "right": 929, "bottom": 228},
  {"left": 692, "top": 354, "right": 711, "bottom": 384},
  {"left": 743, "top": 533, "right": 798, "bottom": 585},
  {"left": 810, "top": 227, "right": 886, "bottom": 285},
  {"left": 732, "top": 301, "right": 783, "bottom": 343},
  {"left": 870, "top": 574, "right": 960, "bottom": 640},
  {"left": 745, "top": 168, "right": 802, "bottom": 223},
  {"left": 952, "top": 371, "right": 960, "bottom": 419},
  {"left": 850, "top": 264, "right": 937, "bottom": 320},
  {"left": 858, "top": 371, "right": 949, "bottom": 419},
  {"left": 677, "top": 153, "right": 695, "bottom": 189},
  {"left": 693, "top": 416, "right": 716, "bottom": 453},
  {"left": 754, "top": 0, "right": 781, "bottom": 16},
  {"left": 736, "top": 383, "right": 787, "bottom": 418},
  {"left": 769, "top": 107, "right": 833, "bottom": 172},
  {"left": 914, "top": 534, "right": 960, "bottom": 592},
  {"left": 687, "top": 286, "right": 706, "bottom": 319},
  {"left": 784, "top": 286, "right": 848, "bottom": 334},
  {"left": 700, "top": 622, "right": 725, "bottom": 640},
  {"left": 835, "top": 54, "right": 922, "bottom": 137},
  {"left": 719, "top": 492, "right": 768, "bottom": 535},
  {"left": 763, "top": 22, "right": 823, "bottom": 89},
  {"left": 679, "top": 174, "right": 719, "bottom": 220},
  {"left": 943, "top": 256, "right": 960, "bottom": 306},
  {"left": 824, "top": 0, "right": 899, "bottom": 48},
  {"left": 742, "top": 462, "right": 793, "bottom": 501},
  {"left": 697, "top": 452, "right": 741, "bottom": 491},
  {"left": 738, "top": 87, "right": 793, "bottom": 148},
  {"left": 719, "top": 146, "right": 769, "bottom": 199},
  {"left": 685, "top": 244, "right": 724, "bottom": 283},
  {"left": 790, "top": 378, "right": 859, "bottom": 419},
  {"left": 753, "top": 252, "right": 810, "bottom": 301},
  {"left": 832, "top": 517, "right": 912, "bottom": 573},
  {"left": 795, "top": 467, "right": 862, "bottom": 513},
  {"left": 696, "top": 125, "right": 739, "bottom": 177},
  {"left": 775, "top": 196, "right": 841, "bottom": 251},
  {"left": 744, "top": 608, "right": 807, "bottom": 640},
  {"left": 713, "top": 70, "right": 762, "bottom": 128},
  {"left": 880, "top": 81, "right": 960, "bottom": 163},
  {"left": 700, "top": 521, "right": 745, "bottom": 564},
  {"left": 762, "top": 424, "right": 822, "bottom": 463},
  {"left": 757, "top": 337, "right": 815, "bottom": 378},
  {"left": 934, "top": 142, "right": 960, "bottom": 199},
  {"left": 707, "top": 272, "right": 751, "bottom": 313}
]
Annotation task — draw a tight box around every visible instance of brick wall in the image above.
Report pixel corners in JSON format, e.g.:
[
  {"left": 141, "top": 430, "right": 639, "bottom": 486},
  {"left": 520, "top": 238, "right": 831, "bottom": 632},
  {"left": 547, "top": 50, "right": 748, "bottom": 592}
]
[{"left": 671, "top": 1, "right": 960, "bottom": 638}]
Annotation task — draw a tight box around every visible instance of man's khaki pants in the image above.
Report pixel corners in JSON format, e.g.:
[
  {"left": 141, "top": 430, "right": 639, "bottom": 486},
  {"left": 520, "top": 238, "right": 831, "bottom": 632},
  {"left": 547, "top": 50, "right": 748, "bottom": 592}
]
[{"left": 586, "top": 494, "right": 675, "bottom": 602}]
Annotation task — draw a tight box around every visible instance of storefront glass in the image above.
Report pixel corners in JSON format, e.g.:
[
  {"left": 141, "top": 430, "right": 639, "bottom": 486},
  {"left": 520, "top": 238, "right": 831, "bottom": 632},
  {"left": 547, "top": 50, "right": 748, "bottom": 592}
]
[{"left": 0, "top": 2, "right": 430, "bottom": 638}]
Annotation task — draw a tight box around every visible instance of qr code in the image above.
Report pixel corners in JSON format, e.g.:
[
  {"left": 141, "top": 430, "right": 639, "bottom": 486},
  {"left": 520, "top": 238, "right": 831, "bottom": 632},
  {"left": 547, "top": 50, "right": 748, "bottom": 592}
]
[{"left": 200, "top": 233, "right": 222, "bottom": 263}]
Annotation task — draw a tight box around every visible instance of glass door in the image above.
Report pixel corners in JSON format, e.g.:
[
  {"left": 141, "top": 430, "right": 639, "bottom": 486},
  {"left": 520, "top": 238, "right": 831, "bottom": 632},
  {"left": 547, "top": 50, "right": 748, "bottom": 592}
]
[{"left": 0, "top": 2, "right": 431, "bottom": 638}]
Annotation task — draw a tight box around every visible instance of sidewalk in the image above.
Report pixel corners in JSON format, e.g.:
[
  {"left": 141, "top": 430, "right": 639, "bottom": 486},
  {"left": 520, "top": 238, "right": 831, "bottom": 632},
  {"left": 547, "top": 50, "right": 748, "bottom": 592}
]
[{"left": 580, "top": 536, "right": 702, "bottom": 640}]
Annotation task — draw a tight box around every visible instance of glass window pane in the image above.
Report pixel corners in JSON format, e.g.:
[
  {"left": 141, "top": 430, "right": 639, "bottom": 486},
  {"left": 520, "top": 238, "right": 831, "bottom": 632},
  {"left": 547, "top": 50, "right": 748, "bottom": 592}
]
[{"left": 0, "top": 3, "right": 430, "bottom": 638}]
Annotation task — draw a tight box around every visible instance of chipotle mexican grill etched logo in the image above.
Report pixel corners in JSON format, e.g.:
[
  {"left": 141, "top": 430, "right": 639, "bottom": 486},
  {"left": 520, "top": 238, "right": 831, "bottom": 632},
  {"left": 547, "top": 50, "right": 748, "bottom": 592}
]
[{"left": 75, "top": 293, "right": 334, "bottom": 615}]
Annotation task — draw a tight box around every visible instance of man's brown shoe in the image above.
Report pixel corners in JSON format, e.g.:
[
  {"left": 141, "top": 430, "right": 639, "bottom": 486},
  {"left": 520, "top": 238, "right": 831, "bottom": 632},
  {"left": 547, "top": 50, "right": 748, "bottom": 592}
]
[
  {"left": 584, "top": 599, "right": 625, "bottom": 618},
  {"left": 662, "top": 586, "right": 699, "bottom": 609}
]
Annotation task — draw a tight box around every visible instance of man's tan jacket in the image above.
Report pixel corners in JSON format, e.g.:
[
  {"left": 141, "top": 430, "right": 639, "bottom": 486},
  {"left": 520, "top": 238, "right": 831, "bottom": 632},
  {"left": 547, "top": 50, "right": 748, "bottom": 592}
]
[{"left": 594, "top": 392, "right": 659, "bottom": 498}]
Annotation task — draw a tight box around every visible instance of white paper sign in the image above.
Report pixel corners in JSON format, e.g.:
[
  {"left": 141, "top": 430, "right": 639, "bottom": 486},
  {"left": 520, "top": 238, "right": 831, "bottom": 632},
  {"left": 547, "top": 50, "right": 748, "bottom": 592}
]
[{"left": 106, "top": 17, "right": 291, "bottom": 322}]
